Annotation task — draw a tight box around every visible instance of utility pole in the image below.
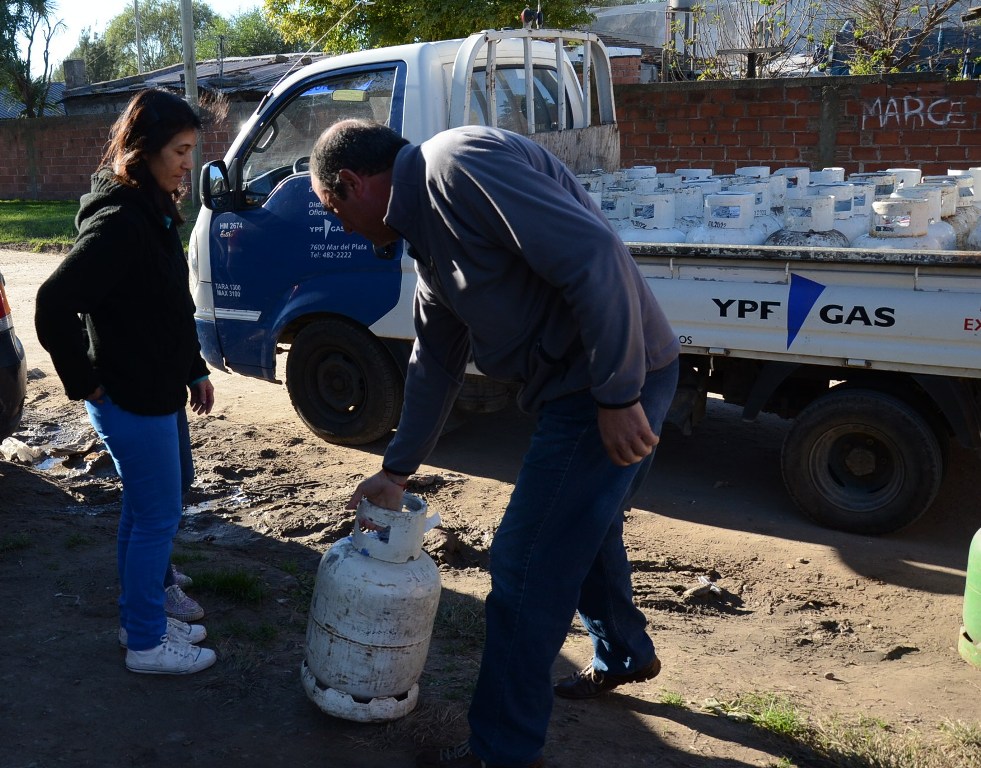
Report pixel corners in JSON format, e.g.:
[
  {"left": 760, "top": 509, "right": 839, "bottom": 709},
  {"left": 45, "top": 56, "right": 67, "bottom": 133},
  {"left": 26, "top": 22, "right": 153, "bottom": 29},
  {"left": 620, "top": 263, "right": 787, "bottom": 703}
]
[
  {"left": 134, "top": 0, "right": 143, "bottom": 73},
  {"left": 179, "top": 0, "right": 201, "bottom": 205}
]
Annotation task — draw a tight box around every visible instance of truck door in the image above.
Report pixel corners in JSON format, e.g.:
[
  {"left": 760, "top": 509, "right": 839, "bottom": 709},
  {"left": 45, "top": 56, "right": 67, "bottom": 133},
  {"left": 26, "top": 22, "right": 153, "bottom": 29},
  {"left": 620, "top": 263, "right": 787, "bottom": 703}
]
[{"left": 208, "top": 63, "right": 406, "bottom": 379}]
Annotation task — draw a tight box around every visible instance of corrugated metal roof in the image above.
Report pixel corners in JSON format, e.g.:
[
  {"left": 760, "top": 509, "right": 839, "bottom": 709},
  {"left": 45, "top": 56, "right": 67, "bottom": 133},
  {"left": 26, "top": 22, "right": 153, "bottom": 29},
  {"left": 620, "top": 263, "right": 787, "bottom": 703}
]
[
  {"left": 63, "top": 53, "right": 330, "bottom": 102},
  {"left": 0, "top": 82, "right": 66, "bottom": 119}
]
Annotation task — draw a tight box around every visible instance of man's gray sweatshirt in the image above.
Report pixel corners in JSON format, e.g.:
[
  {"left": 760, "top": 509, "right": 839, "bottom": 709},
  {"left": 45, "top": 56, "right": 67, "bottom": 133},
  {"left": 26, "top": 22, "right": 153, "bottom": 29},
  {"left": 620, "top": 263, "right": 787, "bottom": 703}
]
[{"left": 382, "top": 126, "right": 679, "bottom": 475}]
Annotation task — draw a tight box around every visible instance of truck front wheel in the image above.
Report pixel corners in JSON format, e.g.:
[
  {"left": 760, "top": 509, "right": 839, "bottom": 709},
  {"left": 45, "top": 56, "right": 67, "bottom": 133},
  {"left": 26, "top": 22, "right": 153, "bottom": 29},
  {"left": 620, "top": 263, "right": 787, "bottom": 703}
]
[
  {"left": 286, "top": 319, "right": 403, "bottom": 445},
  {"left": 781, "top": 389, "right": 944, "bottom": 535}
]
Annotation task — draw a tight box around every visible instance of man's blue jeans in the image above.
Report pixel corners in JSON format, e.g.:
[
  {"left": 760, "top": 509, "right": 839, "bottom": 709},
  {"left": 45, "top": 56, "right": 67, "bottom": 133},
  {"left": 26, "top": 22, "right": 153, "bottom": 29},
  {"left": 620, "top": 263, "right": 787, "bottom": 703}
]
[
  {"left": 468, "top": 359, "right": 679, "bottom": 766},
  {"left": 86, "top": 396, "right": 184, "bottom": 651}
]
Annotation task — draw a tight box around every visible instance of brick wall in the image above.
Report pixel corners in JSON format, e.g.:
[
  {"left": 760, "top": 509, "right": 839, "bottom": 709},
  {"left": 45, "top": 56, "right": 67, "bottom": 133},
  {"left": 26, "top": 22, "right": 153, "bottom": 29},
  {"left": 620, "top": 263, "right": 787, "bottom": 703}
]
[
  {"left": 0, "top": 113, "right": 234, "bottom": 202},
  {"left": 616, "top": 72, "right": 981, "bottom": 176},
  {"left": 610, "top": 56, "right": 641, "bottom": 85},
  {"left": 2, "top": 72, "right": 980, "bottom": 201}
]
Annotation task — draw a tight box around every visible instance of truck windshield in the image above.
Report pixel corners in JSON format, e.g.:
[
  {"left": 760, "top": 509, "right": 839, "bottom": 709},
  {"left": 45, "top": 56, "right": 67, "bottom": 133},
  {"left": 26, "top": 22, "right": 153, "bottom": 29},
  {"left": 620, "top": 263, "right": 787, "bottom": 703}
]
[
  {"left": 241, "top": 67, "right": 397, "bottom": 205},
  {"left": 469, "top": 66, "right": 568, "bottom": 133}
]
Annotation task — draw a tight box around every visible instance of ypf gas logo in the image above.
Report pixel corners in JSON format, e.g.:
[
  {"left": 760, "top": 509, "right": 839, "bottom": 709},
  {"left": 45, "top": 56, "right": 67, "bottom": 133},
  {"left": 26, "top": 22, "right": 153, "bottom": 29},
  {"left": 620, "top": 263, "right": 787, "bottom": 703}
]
[{"left": 712, "top": 274, "right": 896, "bottom": 350}]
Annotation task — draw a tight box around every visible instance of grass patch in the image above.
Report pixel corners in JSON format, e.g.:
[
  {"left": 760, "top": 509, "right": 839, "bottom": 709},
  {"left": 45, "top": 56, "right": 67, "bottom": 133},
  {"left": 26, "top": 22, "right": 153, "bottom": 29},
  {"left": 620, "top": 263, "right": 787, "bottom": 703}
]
[
  {"left": 433, "top": 591, "right": 485, "bottom": 650},
  {"left": 658, "top": 689, "right": 687, "bottom": 708},
  {"left": 64, "top": 533, "right": 95, "bottom": 549},
  {"left": 0, "top": 533, "right": 33, "bottom": 554},
  {"left": 706, "top": 693, "right": 981, "bottom": 768},
  {"left": 192, "top": 568, "right": 266, "bottom": 603},
  {"left": 0, "top": 199, "right": 201, "bottom": 251},
  {"left": 213, "top": 619, "right": 280, "bottom": 644},
  {"left": 0, "top": 200, "right": 78, "bottom": 250},
  {"left": 170, "top": 550, "right": 208, "bottom": 567}
]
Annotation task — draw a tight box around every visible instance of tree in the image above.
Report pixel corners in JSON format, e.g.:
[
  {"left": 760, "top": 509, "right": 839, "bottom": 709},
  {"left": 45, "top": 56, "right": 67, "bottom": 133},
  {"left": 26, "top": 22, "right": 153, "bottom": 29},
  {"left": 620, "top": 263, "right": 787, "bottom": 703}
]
[
  {"left": 103, "top": 0, "right": 218, "bottom": 76},
  {"left": 262, "top": 0, "right": 595, "bottom": 54},
  {"left": 0, "top": 0, "right": 64, "bottom": 117},
  {"left": 57, "top": 28, "right": 121, "bottom": 84},
  {"left": 820, "top": 0, "right": 967, "bottom": 73},
  {"left": 197, "top": 8, "right": 300, "bottom": 60},
  {"left": 680, "top": 0, "right": 825, "bottom": 79}
]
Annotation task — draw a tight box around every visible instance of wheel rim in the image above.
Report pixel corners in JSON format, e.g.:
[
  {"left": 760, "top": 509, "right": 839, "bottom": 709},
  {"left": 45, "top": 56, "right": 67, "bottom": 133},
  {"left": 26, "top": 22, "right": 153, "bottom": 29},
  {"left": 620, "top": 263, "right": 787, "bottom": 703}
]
[
  {"left": 808, "top": 425, "right": 905, "bottom": 513},
  {"left": 312, "top": 351, "right": 366, "bottom": 421}
]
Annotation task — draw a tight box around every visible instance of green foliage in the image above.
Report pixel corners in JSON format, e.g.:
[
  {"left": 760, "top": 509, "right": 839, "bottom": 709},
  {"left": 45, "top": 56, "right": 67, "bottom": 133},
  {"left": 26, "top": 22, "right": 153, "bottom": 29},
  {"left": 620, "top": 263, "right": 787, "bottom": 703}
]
[
  {"left": 262, "top": 0, "right": 595, "bottom": 54},
  {"left": 0, "top": 0, "right": 63, "bottom": 117},
  {"left": 829, "top": 0, "right": 966, "bottom": 74},
  {"left": 59, "top": 28, "right": 120, "bottom": 84},
  {"left": 198, "top": 8, "right": 301, "bottom": 59},
  {"left": 103, "top": 0, "right": 218, "bottom": 76}
]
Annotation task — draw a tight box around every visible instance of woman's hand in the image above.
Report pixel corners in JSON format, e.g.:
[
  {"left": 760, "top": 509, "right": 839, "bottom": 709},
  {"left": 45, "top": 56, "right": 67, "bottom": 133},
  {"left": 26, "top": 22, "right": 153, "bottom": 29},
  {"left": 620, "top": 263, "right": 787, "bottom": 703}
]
[{"left": 189, "top": 378, "right": 215, "bottom": 416}]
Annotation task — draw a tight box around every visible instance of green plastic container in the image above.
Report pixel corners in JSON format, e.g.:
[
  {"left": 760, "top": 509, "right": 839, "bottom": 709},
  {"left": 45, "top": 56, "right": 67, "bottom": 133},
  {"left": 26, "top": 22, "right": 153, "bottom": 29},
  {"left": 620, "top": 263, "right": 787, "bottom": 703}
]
[{"left": 959, "top": 527, "right": 981, "bottom": 670}]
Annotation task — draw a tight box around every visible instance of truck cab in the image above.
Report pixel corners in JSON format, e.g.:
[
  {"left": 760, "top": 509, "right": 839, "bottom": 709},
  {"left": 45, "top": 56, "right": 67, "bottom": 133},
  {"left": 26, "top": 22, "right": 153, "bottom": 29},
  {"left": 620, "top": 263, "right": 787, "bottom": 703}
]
[{"left": 189, "top": 29, "right": 617, "bottom": 445}]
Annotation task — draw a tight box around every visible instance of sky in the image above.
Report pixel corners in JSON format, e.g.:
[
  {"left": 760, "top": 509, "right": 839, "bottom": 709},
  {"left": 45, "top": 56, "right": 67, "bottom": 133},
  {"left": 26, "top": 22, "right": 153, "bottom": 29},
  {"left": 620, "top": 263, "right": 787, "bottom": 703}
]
[{"left": 42, "top": 0, "right": 263, "bottom": 72}]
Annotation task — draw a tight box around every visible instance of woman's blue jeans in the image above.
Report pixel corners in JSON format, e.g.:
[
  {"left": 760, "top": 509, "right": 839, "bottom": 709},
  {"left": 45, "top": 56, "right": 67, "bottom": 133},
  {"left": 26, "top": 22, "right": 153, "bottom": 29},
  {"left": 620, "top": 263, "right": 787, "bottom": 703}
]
[
  {"left": 468, "top": 359, "right": 679, "bottom": 766},
  {"left": 85, "top": 396, "right": 186, "bottom": 651}
]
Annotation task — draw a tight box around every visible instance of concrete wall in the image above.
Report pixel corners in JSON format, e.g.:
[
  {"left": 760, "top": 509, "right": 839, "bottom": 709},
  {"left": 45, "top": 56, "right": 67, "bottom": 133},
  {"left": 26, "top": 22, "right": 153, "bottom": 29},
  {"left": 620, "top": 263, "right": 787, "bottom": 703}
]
[{"left": 1, "top": 73, "right": 980, "bottom": 201}]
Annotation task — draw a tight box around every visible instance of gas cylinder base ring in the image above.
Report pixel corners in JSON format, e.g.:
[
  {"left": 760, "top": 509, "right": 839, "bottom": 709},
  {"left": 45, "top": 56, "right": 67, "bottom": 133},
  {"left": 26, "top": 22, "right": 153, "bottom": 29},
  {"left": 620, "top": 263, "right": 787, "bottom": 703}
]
[{"left": 300, "top": 661, "right": 420, "bottom": 722}]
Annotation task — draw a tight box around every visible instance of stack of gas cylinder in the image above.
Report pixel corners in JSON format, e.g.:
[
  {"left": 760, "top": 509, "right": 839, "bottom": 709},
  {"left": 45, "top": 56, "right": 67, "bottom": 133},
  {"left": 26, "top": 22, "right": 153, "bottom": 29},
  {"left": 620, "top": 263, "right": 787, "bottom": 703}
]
[{"left": 579, "top": 164, "right": 981, "bottom": 251}]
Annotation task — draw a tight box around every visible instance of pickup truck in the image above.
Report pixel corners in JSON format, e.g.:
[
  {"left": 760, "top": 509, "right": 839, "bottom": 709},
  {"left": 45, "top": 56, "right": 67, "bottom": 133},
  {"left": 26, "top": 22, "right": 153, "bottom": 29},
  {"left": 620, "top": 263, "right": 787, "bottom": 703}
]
[{"left": 189, "top": 27, "right": 981, "bottom": 536}]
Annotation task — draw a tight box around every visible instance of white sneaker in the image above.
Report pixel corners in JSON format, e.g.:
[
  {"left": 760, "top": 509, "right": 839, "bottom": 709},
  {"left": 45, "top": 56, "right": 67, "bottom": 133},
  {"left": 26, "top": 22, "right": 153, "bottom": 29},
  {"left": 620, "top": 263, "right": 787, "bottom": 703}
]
[
  {"left": 125, "top": 633, "right": 217, "bottom": 675},
  {"left": 119, "top": 618, "right": 206, "bottom": 648},
  {"left": 164, "top": 584, "right": 204, "bottom": 622},
  {"left": 170, "top": 563, "right": 193, "bottom": 589}
]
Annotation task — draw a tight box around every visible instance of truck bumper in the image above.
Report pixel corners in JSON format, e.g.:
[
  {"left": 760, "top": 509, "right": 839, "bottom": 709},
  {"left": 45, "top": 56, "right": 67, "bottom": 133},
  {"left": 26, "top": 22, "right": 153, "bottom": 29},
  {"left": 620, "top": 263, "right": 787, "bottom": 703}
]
[{"left": 195, "top": 316, "right": 227, "bottom": 373}]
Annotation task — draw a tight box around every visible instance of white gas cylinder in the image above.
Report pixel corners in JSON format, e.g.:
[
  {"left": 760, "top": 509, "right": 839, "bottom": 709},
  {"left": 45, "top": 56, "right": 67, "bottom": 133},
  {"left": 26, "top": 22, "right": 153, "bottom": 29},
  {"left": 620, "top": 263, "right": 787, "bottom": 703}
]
[
  {"left": 808, "top": 182, "right": 866, "bottom": 243},
  {"left": 809, "top": 167, "right": 845, "bottom": 184},
  {"left": 765, "top": 194, "right": 850, "bottom": 247},
  {"left": 849, "top": 172, "right": 897, "bottom": 198},
  {"left": 892, "top": 186, "right": 956, "bottom": 250},
  {"left": 921, "top": 175, "right": 973, "bottom": 248},
  {"left": 851, "top": 198, "right": 945, "bottom": 251},
  {"left": 686, "top": 191, "right": 767, "bottom": 245},
  {"left": 886, "top": 168, "right": 922, "bottom": 190},
  {"left": 675, "top": 167, "right": 713, "bottom": 181},
  {"left": 773, "top": 167, "right": 810, "bottom": 193},
  {"left": 620, "top": 191, "right": 684, "bottom": 243},
  {"left": 301, "top": 494, "right": 442, "bottom": 722}
]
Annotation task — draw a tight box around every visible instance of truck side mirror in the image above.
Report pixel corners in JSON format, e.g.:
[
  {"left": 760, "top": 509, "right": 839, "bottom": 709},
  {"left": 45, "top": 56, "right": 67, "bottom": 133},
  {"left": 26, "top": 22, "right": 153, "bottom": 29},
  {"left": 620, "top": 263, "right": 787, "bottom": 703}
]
[{"left": 200, "top": 160, "right": 232, "bottom": 212}]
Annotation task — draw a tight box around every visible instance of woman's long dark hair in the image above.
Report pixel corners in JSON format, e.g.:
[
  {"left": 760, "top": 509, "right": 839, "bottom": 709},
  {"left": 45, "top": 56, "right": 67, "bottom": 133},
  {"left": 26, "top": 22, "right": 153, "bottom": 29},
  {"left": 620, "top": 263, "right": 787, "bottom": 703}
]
[{"left": 101, "top": 88, "right": 204, "bottom": 224}]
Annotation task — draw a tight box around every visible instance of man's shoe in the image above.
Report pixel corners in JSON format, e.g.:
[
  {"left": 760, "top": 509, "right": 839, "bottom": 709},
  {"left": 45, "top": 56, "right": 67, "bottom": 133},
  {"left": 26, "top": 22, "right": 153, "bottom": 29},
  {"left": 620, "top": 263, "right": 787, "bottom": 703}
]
[
  {"left": 170, "top": 563, "right": 193, "bottom": 588},
  {"left": 125, "top": 633, "right": 217, "bottom": 675},
  {"left": 119, "top": 617, "right": 206, "bottom": 647},
  {"left": 553, "top": 656, "right": 661, "bottom": 700},
  {"left": 164, "top": 584, "right": 205, "bottom": 622},
  {"left": 416, "top": 741, "right": 544, "bottom": 768}
]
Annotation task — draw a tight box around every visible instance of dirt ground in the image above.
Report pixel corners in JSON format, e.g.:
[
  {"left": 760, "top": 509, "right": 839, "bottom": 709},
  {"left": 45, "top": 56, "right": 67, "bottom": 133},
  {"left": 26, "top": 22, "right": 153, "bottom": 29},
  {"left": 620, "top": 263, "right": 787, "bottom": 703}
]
[{"left": 2, "top": 248, "right": 980, "bottom": 768}]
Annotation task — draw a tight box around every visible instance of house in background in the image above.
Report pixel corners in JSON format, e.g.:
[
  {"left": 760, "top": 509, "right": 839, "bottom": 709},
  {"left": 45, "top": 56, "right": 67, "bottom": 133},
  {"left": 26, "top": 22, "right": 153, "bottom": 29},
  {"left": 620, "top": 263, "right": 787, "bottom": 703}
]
[
  {"left": 0, "top": 82, "right": 65, "bottom": 118},
  {"left": 60, "top": 52, "right": 330, "bottom": 122}
]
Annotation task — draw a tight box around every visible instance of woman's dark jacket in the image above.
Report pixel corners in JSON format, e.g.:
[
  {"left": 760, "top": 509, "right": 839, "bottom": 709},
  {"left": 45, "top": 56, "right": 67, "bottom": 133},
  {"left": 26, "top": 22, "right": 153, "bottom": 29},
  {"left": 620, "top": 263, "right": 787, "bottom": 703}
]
[{"left": 35, "top": 169, "right": 209, "bottom": 416}]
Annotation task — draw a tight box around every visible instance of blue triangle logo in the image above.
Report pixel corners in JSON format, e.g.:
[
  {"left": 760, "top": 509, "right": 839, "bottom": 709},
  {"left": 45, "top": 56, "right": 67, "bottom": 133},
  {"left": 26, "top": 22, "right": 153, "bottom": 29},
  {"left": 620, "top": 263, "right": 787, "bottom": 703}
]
[{"left": 787, "top": 274, "right": 826, "bottom": 348}]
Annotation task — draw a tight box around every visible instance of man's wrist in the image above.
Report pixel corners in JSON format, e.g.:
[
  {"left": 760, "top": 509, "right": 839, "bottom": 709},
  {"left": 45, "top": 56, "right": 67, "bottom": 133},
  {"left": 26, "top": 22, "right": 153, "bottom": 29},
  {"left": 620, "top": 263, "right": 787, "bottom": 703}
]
[{"left": 382, "top": 470, "right": 408, "bottom": 489}]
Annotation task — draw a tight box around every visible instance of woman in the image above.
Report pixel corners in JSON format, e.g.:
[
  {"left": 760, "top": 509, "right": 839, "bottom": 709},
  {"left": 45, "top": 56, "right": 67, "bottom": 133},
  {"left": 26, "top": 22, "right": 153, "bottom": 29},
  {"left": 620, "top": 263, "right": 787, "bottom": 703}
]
[{"left": 36, "top": 88, "right": 218, "bottom": 675}]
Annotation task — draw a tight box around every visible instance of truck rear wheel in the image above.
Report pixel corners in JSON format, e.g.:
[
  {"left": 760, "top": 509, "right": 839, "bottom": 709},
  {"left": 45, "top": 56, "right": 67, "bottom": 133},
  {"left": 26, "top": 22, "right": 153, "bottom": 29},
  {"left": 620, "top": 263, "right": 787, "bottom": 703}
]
[
  {"left": 780, "top": 389, "right": 943, "bottom": 534},
  {"left": 286, "top": 319, "right": 403, "bottom": 445}
]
